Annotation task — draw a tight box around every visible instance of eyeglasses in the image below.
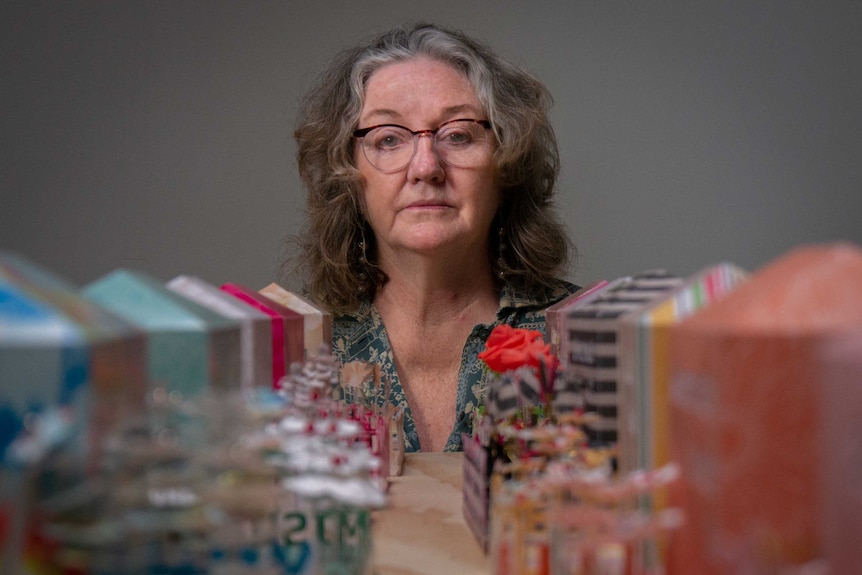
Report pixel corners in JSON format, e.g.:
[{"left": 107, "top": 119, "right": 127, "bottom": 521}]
[{"left": 353, "top": 118, "right": 492, "bottom": 173}]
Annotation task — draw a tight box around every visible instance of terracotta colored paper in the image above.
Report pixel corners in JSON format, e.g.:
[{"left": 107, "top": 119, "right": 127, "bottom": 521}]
[
  {"left": 668, "top": 243, "right": 862, "bottom": 574},
  {"left": 817, "top": 329, "right": 862, "bottom": 574}
]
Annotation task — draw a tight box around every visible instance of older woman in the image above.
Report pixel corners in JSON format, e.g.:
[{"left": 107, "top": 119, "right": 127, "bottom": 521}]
[{"left": 289, "top": 23, "right": 577, "bottom": 452}]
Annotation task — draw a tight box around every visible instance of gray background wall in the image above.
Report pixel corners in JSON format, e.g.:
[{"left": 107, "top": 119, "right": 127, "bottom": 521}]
[{"left": 2, "top": 1, "right": 861, "bottom": 293}]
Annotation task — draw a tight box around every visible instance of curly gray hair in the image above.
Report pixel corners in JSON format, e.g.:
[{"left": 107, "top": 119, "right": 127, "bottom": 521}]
[{"left": 287, "top": 23, "right": 574, "bottom": 313}]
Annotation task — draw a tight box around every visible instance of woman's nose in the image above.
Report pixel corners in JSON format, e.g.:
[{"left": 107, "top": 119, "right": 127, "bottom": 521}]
[{"left": 407, "top": 135, "right": 445, "bottom": 182}]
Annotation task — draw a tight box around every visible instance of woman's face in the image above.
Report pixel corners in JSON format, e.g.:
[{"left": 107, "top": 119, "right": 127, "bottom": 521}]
[{"left": 355, "top": 57, "right": 500, "bottom": 268}]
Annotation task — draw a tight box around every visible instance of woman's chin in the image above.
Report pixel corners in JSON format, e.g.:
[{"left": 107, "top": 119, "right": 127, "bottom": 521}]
[{"left": 400, "top": 234, "right": 464, "bottom": 254}]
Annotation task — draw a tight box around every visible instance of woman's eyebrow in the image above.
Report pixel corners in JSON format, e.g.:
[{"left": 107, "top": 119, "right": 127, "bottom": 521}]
[
  {"left": 440, "top": 104, "right": 483, "bottom": 116},
  {"left": 360, "top": 104, "right": 485, "bottom": 128},
  {"left": 359, "top": 108, "right": 402, "bottom": 124}
]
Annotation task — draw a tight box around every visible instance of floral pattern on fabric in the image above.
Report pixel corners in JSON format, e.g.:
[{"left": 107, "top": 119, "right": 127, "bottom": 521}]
[{"left": 331, "top": 280, "right": 578, "bottom": 453}]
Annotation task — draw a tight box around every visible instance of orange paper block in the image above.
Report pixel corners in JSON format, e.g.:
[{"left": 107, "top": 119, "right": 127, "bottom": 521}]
[
  {"left": 668, "top": 243, "right": 862, "bottom": 574},
  {"left": 258, "top": 283, "right": 332, "bottom": 358},
  {"left": 221, "top": 283, "right": 304, "bottom": 389}
]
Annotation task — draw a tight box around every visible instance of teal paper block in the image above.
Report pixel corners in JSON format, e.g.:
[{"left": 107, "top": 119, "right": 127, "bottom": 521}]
[{"left": 82, "top": 269, "right": 242, "bottom": 398}]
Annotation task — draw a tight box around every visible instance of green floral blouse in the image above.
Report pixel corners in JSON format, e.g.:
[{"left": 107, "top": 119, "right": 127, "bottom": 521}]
[{"left": 330, "top": 281, "right": 577, "bottom": 452}]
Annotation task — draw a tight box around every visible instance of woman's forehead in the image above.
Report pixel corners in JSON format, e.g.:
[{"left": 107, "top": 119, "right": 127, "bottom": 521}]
[{"left": 360, "top": 58, "right": 482, "bottom": 124}]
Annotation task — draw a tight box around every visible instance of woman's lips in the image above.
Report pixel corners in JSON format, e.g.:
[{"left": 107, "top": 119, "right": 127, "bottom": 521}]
[{"left": 404, "top": 200, "right": 451, "bottom": 209}]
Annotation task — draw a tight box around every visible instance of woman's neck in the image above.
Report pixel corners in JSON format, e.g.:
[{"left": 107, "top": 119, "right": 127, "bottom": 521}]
[
  {"left": 374, "top": 256, "right": 500, "bottom": 327},
  {"left": 371, "top": 254, "right": 500, "bottom": 452}
]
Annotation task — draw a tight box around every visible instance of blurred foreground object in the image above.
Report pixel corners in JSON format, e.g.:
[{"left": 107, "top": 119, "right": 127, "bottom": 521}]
[{"left": 669, "top": 242, "right": 862, "bottom": 574}]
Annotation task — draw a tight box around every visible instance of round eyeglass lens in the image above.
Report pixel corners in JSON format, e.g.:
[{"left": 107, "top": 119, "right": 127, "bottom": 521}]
[{"left": 361, "top": 120, "right": 490, "bottom": 172}]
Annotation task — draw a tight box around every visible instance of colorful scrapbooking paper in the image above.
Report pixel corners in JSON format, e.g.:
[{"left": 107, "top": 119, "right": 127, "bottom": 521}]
[
  {"left": 258, "top": 283, "right": 332, "bottom": 359},
  {"left": 220, "top": 283, "right": 304, "bottom": 389},
  {"left": 84, "top": 269, "right": 241, "bottom": 397},
  {"left": 168, "top": 275, "right": 273, "bottom": 389}
]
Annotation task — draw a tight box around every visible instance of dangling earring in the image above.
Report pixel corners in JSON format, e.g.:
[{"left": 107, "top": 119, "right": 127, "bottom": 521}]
[
  {"left": 356, "top": 227, "right": 370, "bottom": 293},
  {"left": 496, "top": 226, "right": 507, "bottom": 280}
]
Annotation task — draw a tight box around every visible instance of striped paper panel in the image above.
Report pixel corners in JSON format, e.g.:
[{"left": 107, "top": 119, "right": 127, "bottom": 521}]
[{"left": 564, "top": 271, "right": 682, "bottom": 446}]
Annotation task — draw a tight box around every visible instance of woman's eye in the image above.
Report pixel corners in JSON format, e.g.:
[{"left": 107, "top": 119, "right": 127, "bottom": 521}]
[
  {"left": 372, "top": 131, "right": 408, "bottom": 150},
  {"left": 440, "top": 129, "right": 473, "bottom": 145}
]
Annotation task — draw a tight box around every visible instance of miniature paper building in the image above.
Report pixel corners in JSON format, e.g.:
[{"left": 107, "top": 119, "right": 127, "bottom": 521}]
[
  {"left": 668, "top": 243, "right": 862, "bottom": 574},
  {"left": 0, "top": 252, "right": 147, "bottom": 466},
  {"left": 564, "top": 271, "right": 682, "bottom": 445},
  {"left": 0, "top": 254, "right": 149, "bottom": 574},
  {"left": 220, "top": 283, "right": 304, "bottom": 388},
  {"left": 616, "top": 262, "right": 747, "bottom": 476},
  {"left": 83, "top": 269, "right": 242, "bottom": 397},
  {"left": 167, "top": 275, "right": 273, "bottom": 389},
  {"left": 259, "top": 282, "right": 332, "bottom": 359},
  {"left": 545, "top": 279, "right": 609, "bottom": 357},
  {"left": 337, "top": 360, "right": 404, "bottom": 477},
  {"left": 818, "top": 329, "right": 862, "bottom": 573},
  {"left": 462, "top": 431, "right": 493, "bottom": 553}
]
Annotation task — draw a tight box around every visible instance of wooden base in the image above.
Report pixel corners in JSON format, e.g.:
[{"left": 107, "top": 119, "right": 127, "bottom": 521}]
[{"left": 372, "top": 452, "right": 489, "bottom": 575}]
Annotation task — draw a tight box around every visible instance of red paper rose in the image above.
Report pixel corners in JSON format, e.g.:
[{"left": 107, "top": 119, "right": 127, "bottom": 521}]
[{"left": 478, "top": 324, "right": 558, "bottom": 375}]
